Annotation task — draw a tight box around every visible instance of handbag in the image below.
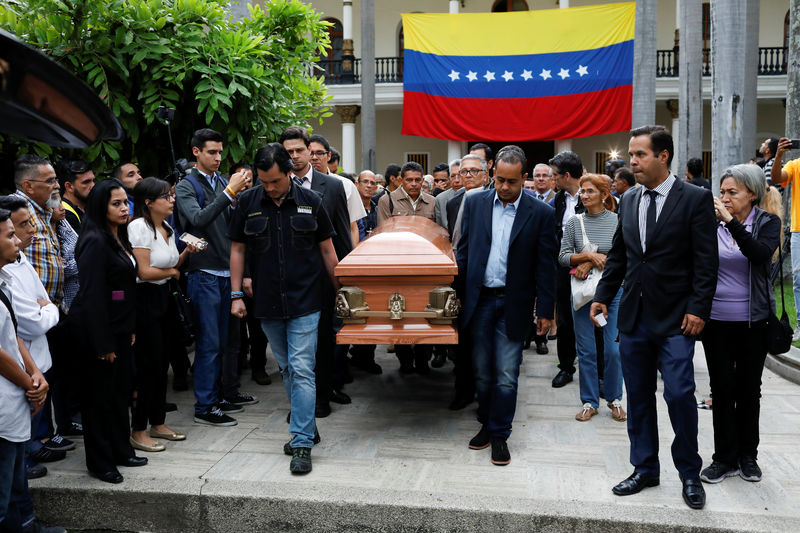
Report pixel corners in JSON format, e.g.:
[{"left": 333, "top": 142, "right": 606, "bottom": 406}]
[
  {"left": 570, "top": 214, "right": 602, "bottom": 311},
  {"left": 168, "top": 279, "right": 195, "bottom": 346},
  {"left": 767, "top": 246, "right": 793, "bottom": 355}
]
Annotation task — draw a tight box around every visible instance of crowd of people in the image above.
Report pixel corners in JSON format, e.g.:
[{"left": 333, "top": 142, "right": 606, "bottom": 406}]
[{"left": 1, "top": 123, "right": 796, "bottom": 530}]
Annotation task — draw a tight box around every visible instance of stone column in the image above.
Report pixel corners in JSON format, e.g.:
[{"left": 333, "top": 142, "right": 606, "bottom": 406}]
[
  {"left": 338, "top": 105, "right": 360, "bottom": 173},
  {"left": 632, "top": 0, "right": 657, "bottom": 126},
  {"left": 449, "top": 0, "right": 459, "bottom": 14},
  {"left": 228, "top": 1, "right": 248, "bottom": 21},
  {"left": 666, "top": 99, "right": 680, "bottom": 175},
  {"left": 361, "top": 0, "right": 376, "bottom": 171},
  {"left": 341, "top": 0, "right": 355, "bottom": 83},
  {"left": 678, "top": 0, "right": 703, "bottom": 174},
  {"left": 710, "top": 0, "right": 759, "bottom": 195},
  {"left": 787, "top": 0, "right": 800, "bottom": 140}
]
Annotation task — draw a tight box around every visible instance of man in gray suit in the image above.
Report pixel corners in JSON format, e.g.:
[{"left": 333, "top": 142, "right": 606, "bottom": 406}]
[{"left": 435, "top": 159, "right": 462, "bottom": 230}]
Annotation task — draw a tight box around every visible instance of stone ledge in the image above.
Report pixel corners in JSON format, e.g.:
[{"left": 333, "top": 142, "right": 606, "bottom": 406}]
[{"left": 765, "top": 346, "right": 800, "bottom": 385}]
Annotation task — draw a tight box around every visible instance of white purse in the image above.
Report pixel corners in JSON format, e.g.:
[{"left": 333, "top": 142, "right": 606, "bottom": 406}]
[{"left": 570, "top": 214, "right": 602, "bottom": 310}]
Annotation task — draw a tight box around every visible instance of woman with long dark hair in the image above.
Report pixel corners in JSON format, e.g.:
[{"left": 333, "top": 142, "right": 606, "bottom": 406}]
[
  {"left": 70, "top": 179, "right": 145, "bottom": 483},
  {"left": 128, "top": 178, "right": 198, "bottom": 452}
]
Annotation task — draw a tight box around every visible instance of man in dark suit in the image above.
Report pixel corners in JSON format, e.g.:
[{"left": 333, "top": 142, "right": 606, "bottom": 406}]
[
  {"left": 280, "top": 126, "right": 353, "bottom": 418},
  {"left": 548, "top": 151, "right": 585, "bottom": 388},
  {"left": 591, "top": 125, "right": 718, "bottom": 510},
  {"left": 456, "top": 147, "right": 557, "bottom": 466},
  {"left": 446, "top": 155, "right": 491, "bottom": 244}
]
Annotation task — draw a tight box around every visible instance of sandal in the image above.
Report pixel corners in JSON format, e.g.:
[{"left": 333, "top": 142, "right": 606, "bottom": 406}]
[
  {"left": 607, "top": 399, "right": 627, "bottom": 422},
  {"left": 575, "top": 403, "right": 598, "bottom": 422}
]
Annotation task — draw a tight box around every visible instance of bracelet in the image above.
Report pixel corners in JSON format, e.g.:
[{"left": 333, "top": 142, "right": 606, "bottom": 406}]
[
  {"left": 225, "top": 186, "right": 237, "bottom": 198},
  {"left": 231, "top": 291, "right": 244, "bottom": 300}
]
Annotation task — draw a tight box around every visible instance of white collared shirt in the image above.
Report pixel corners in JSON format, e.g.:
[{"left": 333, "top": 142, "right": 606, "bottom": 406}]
[
  {"left": 562, "top": 191, "right": 580, "bottom": 229},
  {"left": 638, "top": 174, "right": 676, "bottom": 251},
  {"left": 291, "top": 166, "right": 314, "bottom": 189},
  {"left": 0, "top": 273, "right": 31, "bottom": 443}
]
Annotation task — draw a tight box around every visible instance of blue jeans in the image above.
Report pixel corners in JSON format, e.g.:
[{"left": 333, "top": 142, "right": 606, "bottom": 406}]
[
  {"left": 571, "top": 289, "right": 623, "bottom": 407},
  {"left": 471, "top": 294, "right": 523, "bottom": 439},
  {"left": 261, "top": 311, "right": 320, "bottom": 448},
  {"left": 187, "top": 271, "right": 231, "bottom": 414},
  {"left": 791, "top": 232, "right": 800, "bottom": 323},
  {"left": 0, "top": 438, "right": 34, "bottom": 531}
]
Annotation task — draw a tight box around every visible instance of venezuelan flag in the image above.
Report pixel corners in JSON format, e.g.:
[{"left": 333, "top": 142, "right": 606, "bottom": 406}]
[{"left": 401, "top": 3, "right": 634, "bottom": 142}]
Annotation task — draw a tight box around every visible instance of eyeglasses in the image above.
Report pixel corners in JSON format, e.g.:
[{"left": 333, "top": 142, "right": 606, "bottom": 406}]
[
  {"left": 157, "top": 193, "right": 176, "bottom": 200},
  {"left": 28, "top": 178, "right": 58, "bottom": 185},
  {"left": 458, "top": 168, "right": 484, "bottom": 177},
  {"left": 578, "top": 189, "right": 599, "bottom": 195},
  {"left": 309, "top": 150, "right": 329, "bottom": 158}
]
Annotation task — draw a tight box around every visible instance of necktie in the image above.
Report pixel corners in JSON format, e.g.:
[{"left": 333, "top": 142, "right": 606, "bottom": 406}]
[
  {"left": 645, "top": 189, "right": 658, "bottom": 250},
  {"left": 538, "top": 194, "right": 544, "bottom": 200},
  {"left": 292, "top": 177, "right": 302, "bottom": 186}
]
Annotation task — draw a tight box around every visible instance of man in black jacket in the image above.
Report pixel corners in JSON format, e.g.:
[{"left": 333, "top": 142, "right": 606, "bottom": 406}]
[
  {"left": 548, "top": 151, "right": 584, "bottom": 388},
  {"left": 591, "top": 125, "right": 718, "bottom": 510},
  {"left": 280, "top": 126, "right": 352, "bottom": 417}
]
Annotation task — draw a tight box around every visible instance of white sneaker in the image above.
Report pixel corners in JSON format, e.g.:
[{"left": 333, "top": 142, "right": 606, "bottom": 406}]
[{"left": 792, "top": 326, "right": 800, "bottom": 342}]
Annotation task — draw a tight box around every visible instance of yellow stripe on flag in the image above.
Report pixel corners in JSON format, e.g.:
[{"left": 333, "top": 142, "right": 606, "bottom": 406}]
[{"left": 403, "top": 2, "right": 635, "bottom": 57}]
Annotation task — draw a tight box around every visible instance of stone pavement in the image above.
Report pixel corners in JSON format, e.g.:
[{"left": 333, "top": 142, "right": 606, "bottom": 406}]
[{"left": 31, "top": 341, "right": 800, "bottom": 532}]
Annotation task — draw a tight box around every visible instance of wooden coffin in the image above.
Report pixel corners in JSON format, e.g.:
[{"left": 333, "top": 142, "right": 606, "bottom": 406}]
[{"left": 335, "top": 216, "right": 459, "bottom": 345}]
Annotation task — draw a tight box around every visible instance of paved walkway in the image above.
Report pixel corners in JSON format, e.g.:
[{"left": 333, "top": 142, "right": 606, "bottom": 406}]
[{"left": 32, "top": 341, "right": 800, "bottom": 532}]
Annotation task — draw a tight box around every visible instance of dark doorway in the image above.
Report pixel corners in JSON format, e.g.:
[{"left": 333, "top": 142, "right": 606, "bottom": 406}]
[{"left": 467, "top": 141, "right": 554, "bottom": 175}]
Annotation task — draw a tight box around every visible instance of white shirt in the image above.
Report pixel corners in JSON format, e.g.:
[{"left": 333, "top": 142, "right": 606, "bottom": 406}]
[
  {"left": 128, "top": 218, "right": 181, "bottom": 285},
  {"left": 562, "top": 191, "right": 580, "bottom": 230},
  {"left": 0, "top": 274, "right": 31, "bottom": 442},
  {"left": 331, "top": 173, "right": 367, "bottom": 222},
  {"left": 290, "top": 166, "right": 314, "bottom": 189},
  {"left": 3, "top": 253, "right": 58, "bottom": 373},
  {"left": 638, "top": 174, "right": 676, "bottom": 252}
]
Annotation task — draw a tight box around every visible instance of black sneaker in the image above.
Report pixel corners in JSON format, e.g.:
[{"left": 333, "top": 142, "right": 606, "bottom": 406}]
[
  {"left": 26, "top": 463, "right": 47, "bottom": 479},
  {"left": 42, "top": 434, "right": 75, "bottom": 452},
  {"left": 700, "top": 461, "right": 739, "bottom": 483},
  {"left": 193, "top": 407, "right": 238, "bottom": 426},
  {"left": 468, "top": 426, "right": 490, "bottom": 450},
  {"left": 217, "top": 399, "right": 244, "bottom": 413},
  {"left": 490, "top": 437, "right": 511, "bottom": 465},
  {"left": 739, "top": 456, "right": 762, "bottom": 482},
  {"left": 58, "top": 422, "right": 83, "bottom": 437},
  {"left": 283, "top": 430, "right": 322, "bottom": 455},
  {"left": 224, "top": 392, "right": 259, "bottom": 406},
  {"left": 30, "top": 447, "right": 66, "bottom": 463},
  {"left": 290, "top": 447, "right": 312, "bottom": 474},
  {"left": 21, "top": 520, "right": 66, "bottom": 533}
]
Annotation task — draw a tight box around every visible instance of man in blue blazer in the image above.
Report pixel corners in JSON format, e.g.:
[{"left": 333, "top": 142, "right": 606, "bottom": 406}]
[
  {"left": 591, "top": 126, "right": 718, "bottom": 510},
  {"left": 455, "top": 147, "right": 557, "bottom": 466}
]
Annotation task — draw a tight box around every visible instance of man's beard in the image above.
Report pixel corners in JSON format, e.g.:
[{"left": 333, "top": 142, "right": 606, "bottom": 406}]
[{"left": 46, "top": 192, "right": 61, "bottom": 210}]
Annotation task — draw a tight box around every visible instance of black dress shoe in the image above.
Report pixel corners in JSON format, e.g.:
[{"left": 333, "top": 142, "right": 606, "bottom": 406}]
[
  {"left": 490, "top": 437, "right": 511, "bottom": 465},
  {"left": 164, "top": 402, "right": 178, "bottom": 413},
  {"left": 90, "top": 470, "right": 123, "bottom": 484},
  {"left": 26, "top": 463, "right": 47, "bottom": 479},
  {"left": 551, "top": 370, "right": 573, "bottom": 388},
  {"left": 431, "top": 353, "right": 447, "bottom": 368},
  {"left": 448, "top": 394, "right": 474, "bottom": 411},
  {"left": 330, "top": 389, "right": 351, "bottom": 404},
  {"left": 681, "top": 477, "right": 706, "bottom": 509},
  {"left": 415, "top": 360, "right": 430, "bottom": 375},
  {"left": 535, "top": 342, "right": 548, "bottom": 355},
  {"left": 612, "top": 472, "right": 660, "bottom": 496},
  {"left": 315, "top": 402, "right": 331, "bottom": 418},
  {"left": 350, "top": 357, "right": 383, "bottom": 374},
  {"left": 118, "top": 456, "right": 148, "bottom": 467}
]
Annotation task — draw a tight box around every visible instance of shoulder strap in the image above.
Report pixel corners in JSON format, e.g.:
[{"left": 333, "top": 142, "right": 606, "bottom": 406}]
[
  {"left": 779, "top": 245, "right": 787, "bottom": 316},
  {"left": 183, "top": 174, "right": 206, "bottom": 208},
  {"left": 578, "top": 214, "right": 591, "bottom": 245},
  {"left": 61, "top": 201, "right": 80, "bottom": 224},
  {"left": 0, "top": 288, "right": 18, "bottom": 333}
]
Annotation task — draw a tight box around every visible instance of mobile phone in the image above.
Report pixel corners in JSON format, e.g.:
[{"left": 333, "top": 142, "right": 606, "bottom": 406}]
[
  {"left": 791, "top": 139, "right": 800, "bottom": 150},
  {"left": 179, "top": 232, "right": 208, "bottom": 250}
]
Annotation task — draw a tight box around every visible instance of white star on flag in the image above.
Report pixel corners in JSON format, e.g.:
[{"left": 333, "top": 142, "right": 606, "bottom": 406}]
[
  {"left": 502, "top": 70, "right": 514, "bottom": 82},
  {"left": 576, "top": 65, "right": 588, "bottom": 77},
  {"left": 558, "top": 68, "right": 570, "bottom": 80},
  {"left": 539, "top": 69, "right": 552, "bottom": 80},
  {"left": 521, "top": 69, "right": 533, "bottom": 81},
  {"left": 466, "top": 71, "right": 478, "bottom": 82},
  {"left": 484, "top": 70, "right": 496, "bottom": 82},
  {"left": 448, "top": 70, "right": 460, "bottom": 82}
]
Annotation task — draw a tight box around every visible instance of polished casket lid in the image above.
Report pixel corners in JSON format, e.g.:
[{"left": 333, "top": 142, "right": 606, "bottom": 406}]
[{"left": 334, "top": 217, "right": 457, "bottom": 277}]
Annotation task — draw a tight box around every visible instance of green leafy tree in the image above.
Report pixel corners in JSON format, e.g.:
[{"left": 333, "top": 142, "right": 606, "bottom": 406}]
[{"left": 0, "top": 0, "right": 332, "bottom": 178}]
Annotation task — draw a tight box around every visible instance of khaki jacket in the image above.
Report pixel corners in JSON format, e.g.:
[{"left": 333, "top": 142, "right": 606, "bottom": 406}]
[{"left": 376, "top": 186, "right": 436, "bottom": 225}]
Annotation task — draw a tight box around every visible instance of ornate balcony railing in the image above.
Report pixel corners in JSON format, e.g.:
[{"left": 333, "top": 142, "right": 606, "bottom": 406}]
[
  {"left": 655, "top": 46, "right": 787, "bottom": 77},
  {"left": 316, "top": 47, "right": 787, "bottom": 84}
]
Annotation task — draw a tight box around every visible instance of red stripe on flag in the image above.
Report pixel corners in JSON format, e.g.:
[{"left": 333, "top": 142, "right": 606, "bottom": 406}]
[{"left": 401, "top": 85, "right": 632, "bottom": 141}]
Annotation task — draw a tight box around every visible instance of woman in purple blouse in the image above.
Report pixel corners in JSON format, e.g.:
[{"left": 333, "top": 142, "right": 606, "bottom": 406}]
[{"left": 700, "top": 164, "right": 780, "bottom": 486}]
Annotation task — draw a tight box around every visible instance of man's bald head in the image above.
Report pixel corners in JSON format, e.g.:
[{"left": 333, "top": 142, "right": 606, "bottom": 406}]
[{"left": 357, "top": 170, "right": 378, "bottom": 200}]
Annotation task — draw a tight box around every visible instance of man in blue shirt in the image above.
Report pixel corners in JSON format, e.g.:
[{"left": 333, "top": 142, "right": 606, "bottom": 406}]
[{"left": 456, "top": 146, "right": 557, "bottom": 466}]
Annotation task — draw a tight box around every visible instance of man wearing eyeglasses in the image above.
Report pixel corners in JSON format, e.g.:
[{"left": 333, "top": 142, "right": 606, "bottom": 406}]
[
  {"left": 13, "top": 156, "right": 64, "bottom": 309},
  {"left": 446, "top": 155, "right": 491, "bottom": 245}
]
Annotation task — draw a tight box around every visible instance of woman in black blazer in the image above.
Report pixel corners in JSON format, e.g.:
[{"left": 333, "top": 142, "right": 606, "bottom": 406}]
[{"left": 70, "top": 179, "right": 146, "bottom": 483}]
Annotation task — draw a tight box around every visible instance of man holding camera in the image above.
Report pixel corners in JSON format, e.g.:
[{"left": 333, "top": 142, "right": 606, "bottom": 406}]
[
  {"left": 175, "top": 128, "right": 251, "bottom": 426},
  {"left": 769, "top": 137, "right": 800, "bottom": 339}
]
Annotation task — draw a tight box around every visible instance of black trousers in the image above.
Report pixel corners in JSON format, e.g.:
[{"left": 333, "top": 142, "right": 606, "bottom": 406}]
[
  {"left": 395, "top": 345, "right": 432, "bottom": 368},
  {"left": 45, "top": 317, "right": 82, "bottom": 435},
  {"left": 241, "top": 295, "right": 268, "bottom": 373},
  {"left": 131, "top": 283, "right": 169, "bottom": 430},
  {"left": 80, "top": 333, "right": 135, "bottom": 474},
  {"left": 453, "top": 326, "right": 475, "bottom": 400},
  {"left": 315, "top": 286, "right": 335, "bottom": 404},
  {"left": 556, "top": 266, "right": 577, "bottom": 374},
  {"left": 701, "top": 319, "right": 768, "bottom": 465}
]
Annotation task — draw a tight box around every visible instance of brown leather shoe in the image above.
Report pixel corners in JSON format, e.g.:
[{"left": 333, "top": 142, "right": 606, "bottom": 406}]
[
  {"left": 575, "top": 403, "right": 598, "bottom": 422},
  {"left": 608, "top": 399, "right": 627, "bottom": 422}
]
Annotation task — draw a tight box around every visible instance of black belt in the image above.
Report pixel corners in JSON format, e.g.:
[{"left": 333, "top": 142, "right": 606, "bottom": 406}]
[{"left": 480, "top": 286, "right": 506, "bottom": 298}]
